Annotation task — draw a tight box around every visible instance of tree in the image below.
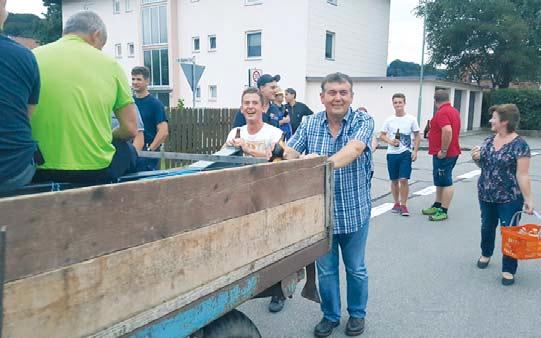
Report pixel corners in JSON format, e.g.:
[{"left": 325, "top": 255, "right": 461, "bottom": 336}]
[
  {"left": 417, "top": 0, "right": 541, "bottom": 88},
  {"left": 3, "top": 13, "right": 42, "bottom": 38},
  {"left": 387, "top": 59, "right": 447, "bottom": 78},
  {"left": 38, "top": 0, "right": 62, "bottom": 44}
]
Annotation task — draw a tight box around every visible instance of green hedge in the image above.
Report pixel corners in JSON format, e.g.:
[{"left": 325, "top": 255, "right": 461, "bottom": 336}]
[{"left": 482, "top": 89, "right": 541, "bottom": 130}]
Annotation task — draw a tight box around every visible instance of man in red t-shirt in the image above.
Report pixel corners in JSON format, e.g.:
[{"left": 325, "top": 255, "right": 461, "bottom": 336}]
[{"left": 422, "top": 90, "right": 461, "bottom": 221}]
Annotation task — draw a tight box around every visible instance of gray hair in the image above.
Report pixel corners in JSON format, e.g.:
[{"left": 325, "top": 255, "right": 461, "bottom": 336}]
[
  {"left": 434, "top": 89, "right": 450, "bottom": 104},
  {"left": 320, "top": 72, "right": 353, "bottom": 92},
  {"left": 63, "top": 11, "right": 107, "bottom": 43}
]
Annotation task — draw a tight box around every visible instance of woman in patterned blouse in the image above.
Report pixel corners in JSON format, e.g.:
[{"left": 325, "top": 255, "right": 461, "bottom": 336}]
[{"left": 471, "top": 104, "right": 534, "bottom": 286}]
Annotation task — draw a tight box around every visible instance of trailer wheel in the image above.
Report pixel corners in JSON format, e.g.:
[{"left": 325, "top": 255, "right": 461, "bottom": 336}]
[{"left": 202, "top": 309, "right": 261, "bottom": 338}]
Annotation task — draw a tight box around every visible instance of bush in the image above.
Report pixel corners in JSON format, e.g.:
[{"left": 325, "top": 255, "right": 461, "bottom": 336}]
[{"left": 481, "top": 89, "right": 541, "bottom": 130}]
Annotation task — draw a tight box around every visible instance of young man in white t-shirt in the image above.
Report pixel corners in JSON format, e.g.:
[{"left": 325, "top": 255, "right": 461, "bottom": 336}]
[
  {"left": 225, "top": 87, "right": 283, "bottom": 157},
  {"left": 380, "top": 93, "right": 421, "bottom": 216}
]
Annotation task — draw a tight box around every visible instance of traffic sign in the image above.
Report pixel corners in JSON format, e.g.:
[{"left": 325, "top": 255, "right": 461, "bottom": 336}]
[
  {"left": 249, "top": 68, "right": 262, "bottom": 87},
  {"left": 181, "top": 62, "right": 205, "bottom": 91}
]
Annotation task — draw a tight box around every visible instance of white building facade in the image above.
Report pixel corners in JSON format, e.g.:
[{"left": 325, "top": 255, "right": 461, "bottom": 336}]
[
  {"left": 305, "top": 76, "right": 483, "bottom": 132},
  {"left": 60, "top": 0, "right": 483, "bottom": 130},
  {"left": 62, "top": 0, "right": 390, "bottom": 108}
]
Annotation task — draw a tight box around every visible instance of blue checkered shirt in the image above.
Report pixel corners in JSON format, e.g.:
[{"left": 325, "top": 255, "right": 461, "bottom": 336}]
[{"left": 288, "top": 108, "right": 374, "bottom": 234}]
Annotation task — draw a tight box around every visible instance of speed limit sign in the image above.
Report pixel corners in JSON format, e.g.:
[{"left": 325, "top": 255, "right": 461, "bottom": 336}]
[{"left": 249, "top": 69, "right": 262, "bottom": 87}]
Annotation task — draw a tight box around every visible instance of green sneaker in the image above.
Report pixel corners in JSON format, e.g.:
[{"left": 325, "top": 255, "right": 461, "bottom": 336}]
[
  {"left": 429, "top": 209, "right": 448, "bottom": 221},
  {"left": 422, "top": 206, "right": 438, "bottom": 215}
]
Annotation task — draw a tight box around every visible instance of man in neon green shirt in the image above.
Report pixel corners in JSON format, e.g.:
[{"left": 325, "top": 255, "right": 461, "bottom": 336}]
[{"left": 31, "top": 11, "right": 138, "bottom": 184}]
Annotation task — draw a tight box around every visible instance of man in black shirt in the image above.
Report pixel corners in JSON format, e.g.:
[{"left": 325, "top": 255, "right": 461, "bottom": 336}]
[{"left": 284, "top": 88, "right": 314, "bottom": 134}]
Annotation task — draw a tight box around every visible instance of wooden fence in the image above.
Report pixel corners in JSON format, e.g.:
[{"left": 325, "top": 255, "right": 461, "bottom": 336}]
[{"left": 163, "top": 107, "right": 238, "bottom": 168}]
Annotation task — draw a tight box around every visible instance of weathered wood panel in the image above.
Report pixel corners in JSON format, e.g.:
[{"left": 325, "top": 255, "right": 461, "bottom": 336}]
[
  {"left": 0, "top": 157, "right": 326, "bottom": 282},
  {"left": 164, "top": 108, "right": 237, "bottom": 168},
  {"left": 3, "top": 195, "right": 326, "bottom": 338}
]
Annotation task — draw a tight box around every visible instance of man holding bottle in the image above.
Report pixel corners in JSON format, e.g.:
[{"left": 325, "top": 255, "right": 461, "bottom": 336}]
[
  {"left": 379, "top": 93, "right": 421, "bottom": 216},
  {"left": 225, "top": 87, "right": 282, "bottom": 158}
]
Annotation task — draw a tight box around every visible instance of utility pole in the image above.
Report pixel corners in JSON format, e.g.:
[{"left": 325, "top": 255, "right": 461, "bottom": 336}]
[{"left": 417, "top": 1, "right": 427, "bottom": 125}]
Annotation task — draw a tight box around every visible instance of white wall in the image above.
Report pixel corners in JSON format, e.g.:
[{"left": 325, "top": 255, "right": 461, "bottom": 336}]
[
  {"left": 62, "top": 0, "right": 142, "bottom": 82},
  {"left": 305, "top": 79, "right": 483, "bottom": 133},
  {"left": 305, "top": 0, "right": 390, "bottom": 78},
  {"left": 177, "top": 0, "right": 309, "bottom": 108}
]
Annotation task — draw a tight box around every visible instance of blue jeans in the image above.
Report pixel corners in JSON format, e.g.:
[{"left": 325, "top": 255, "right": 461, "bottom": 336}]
[
  {"left": 317, "top": 225, "right": 369, "bottom": 322},
  {"left": 0, "top": 159, "right": 36, "bottom": 193},
  {"left": 479, "top": 197, "right": 523, "bottom": 274}
]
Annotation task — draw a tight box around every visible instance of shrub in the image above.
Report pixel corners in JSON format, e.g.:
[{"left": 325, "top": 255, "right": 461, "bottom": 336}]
[{"left": 481, "top": 89, "right": 541, "bottom": 130}]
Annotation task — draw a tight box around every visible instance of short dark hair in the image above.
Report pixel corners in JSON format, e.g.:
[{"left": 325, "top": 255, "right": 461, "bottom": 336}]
[
  {"left": 132, "top": 66, "right": 150, "bottom": 80},
  {"left": 285, "top": 88, "right": 297, "bottom": 98},
  {"left": 321, "top": 72, "right": 353, "bottom": 92},
  {"left": 392, "top": 93, "right": 406, "bottom": 102},
  {"left": 494, "top": 104, "right": 520, "bottom": 133},
  {"left": 434, "top": 90, "right": 450, "bottom": 103},
  {"left": 241, "top": 87, "right": 264, "bottom": 104}
]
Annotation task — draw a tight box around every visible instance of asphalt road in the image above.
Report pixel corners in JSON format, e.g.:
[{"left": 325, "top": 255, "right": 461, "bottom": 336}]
[{"left": 239, "top": 133, "right": 541, "bottom": 338}]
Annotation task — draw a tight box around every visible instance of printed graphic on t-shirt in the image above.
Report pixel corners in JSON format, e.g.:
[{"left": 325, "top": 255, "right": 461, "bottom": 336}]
[{"left": 400, "top": 133, "right": 412, "bottom": 150}]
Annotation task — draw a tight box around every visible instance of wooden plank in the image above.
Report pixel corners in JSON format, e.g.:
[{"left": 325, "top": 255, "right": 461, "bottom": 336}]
[
  {"left": 0, "top": 158, "right": 326, "bottom": 281},
  {"left": 3, "top": 195, "right": 325, "bottom": 338}
]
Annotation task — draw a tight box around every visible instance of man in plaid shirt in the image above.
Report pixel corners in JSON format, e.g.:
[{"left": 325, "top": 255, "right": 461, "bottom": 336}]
[{"left": 285, "top": 73, "right": 374, "bottom": 337}]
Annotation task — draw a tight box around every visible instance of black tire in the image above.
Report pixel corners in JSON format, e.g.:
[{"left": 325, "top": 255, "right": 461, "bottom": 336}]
[{"left": 203, "top": 309, "right": 262, "bottom": 338}]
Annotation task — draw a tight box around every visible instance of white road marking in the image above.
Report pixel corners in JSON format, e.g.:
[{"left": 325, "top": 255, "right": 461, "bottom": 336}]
[
  {"left": 457, "top": 169, "right": 481, "bottom": 180},
  {"left": 371, "top": 203, "right": 395, "bottom": 219},
  {"left": 532, "top": 152, "right": 539, "bottom": 156},
  {"left": 413, "top": 186, "right": 437, "bottom": 196}
]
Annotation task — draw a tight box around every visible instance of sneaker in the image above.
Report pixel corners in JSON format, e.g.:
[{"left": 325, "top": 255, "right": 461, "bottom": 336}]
[
  {"left": 429, "top": 209, "right": 448, "bottom": 221},
  {"left": 314, "top": 318, "right": 340, "bottom": 338},
  {"left": 345, "top": 317, "right": 365, "bottom": 336},
  {"left": 422, "top": 206, "right": 438, "bottom": 215},
  {"left": 391, "top": 203, "right": 401, "bottom": 213},
  {"left": 400, "top": 205, "right": 410, "bottom": 216},
  {"left": 268, "top": 295, "right": 285, "bottom": 313}
]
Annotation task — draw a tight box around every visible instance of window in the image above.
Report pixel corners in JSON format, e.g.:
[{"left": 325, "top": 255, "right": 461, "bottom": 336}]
[
  {"left": 325, "top": 31, "right": 335, "bottom": 60},
  {"left": 195, "top": 86, "right": 201, "bottom": 100},
  {"left": 113, "top": 0, "right": 120, "bottom": 13},
  {"left": 142, "top": 4, "right": 168, "bottom": 46},
  {"left": 127, "top": 42, "right": 135, "bottom": 57},
  {"left": 192, "top": 37, "right": 200, "bottom": 52},
  {"left": 327, "top": 0, "right": 337, "bottom": 5},
  {"left": 125, "top": 0, "right": 132, "bottom": 12},
  {"left": 209, "top": 85, "right": 217, "bottom": 101},
  {"left": 245, "top": 0, "right": 263, "bottom": 5},
  {"left": 246, "top": 31, "right": 261, "bottom": 58},
  {"left": 115, "top": 43, "right": 122, "bottom": 58},
  {"left": 208, "top": 35, "right": 216, "bottom": 51},
  {"left": 144, "top": 48, "right": 169, "bottom": 86},
  {"left": 142, "top": 0, "right": 165, "bottom": 4}
]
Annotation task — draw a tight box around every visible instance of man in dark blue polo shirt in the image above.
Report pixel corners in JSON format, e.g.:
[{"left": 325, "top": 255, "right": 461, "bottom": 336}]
[
  {"left": 0, "top": 0, "right": 40, "bottom": 193},
  {"left": 131, "top": 66, "right": 169, "bottom": 171},
  {"left": 232, "top": 74, "right": 281, "bottom": 128}
]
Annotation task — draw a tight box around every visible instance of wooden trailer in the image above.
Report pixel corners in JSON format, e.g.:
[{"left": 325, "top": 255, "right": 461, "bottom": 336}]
[{"left": 0, "top": 156, "right": 333, "bottom": 338}]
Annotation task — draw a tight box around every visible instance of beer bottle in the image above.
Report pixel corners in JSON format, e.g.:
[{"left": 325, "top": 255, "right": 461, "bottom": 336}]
[
  {"left": 269, "top": 133, "right": 286, "bottom": 162},
  {"left": 394, "top": 128, "right": 401, "bottom": 146},
  {"left": 423, "top": 119, "right": 430, "bottom": 139},
  {"left": 235, "top": 127, "right": 241, "bottom": 139}
]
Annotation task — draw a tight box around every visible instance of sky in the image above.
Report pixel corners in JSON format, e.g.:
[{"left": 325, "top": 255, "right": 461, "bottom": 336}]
[
  {"left": 6, "top": 0, "right": 426, "bottom": 65},
  {"left": 6, "top": 1, "right": 46, "bottom": 18}
]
